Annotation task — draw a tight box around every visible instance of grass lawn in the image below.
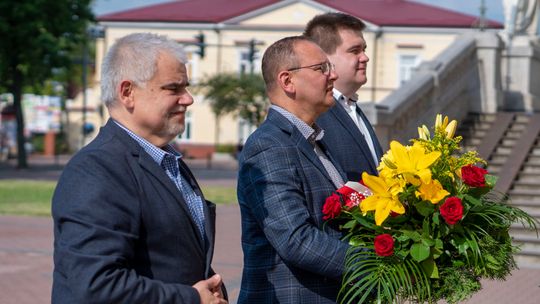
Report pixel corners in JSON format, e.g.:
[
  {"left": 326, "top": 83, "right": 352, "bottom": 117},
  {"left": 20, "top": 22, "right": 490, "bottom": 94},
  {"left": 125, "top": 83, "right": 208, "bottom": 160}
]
[
  {"left": 0, "top": 179, "right": 236, "bottom": 217},
  {"left": 0, "top": 180, "right": 56, "bottom": 216}
]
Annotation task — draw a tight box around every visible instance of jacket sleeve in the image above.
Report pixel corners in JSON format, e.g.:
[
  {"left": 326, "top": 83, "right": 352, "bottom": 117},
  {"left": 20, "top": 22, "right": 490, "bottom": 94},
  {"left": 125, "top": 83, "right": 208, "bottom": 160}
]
[
  {"left": 238, "top": 141, "right": 350, "bottom": 281},
  {"left": 52, "top": 152, "right": 200, "bottom": 304}
]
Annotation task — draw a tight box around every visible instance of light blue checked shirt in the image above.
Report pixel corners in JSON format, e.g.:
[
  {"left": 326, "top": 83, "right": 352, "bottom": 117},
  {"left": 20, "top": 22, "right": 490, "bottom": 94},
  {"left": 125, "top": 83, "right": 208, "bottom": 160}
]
[
  {"left": 270, "top": 105, "right": 344, "bottom": 188},
  {"left": 113, "top": 121, "right": 206, "bottom": 241}
]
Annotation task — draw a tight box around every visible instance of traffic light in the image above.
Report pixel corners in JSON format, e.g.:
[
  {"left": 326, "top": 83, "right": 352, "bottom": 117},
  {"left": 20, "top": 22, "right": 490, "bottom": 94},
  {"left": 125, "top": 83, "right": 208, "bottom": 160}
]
[{"left": 195, "top": 33, "right": 205, "bottom": 58}]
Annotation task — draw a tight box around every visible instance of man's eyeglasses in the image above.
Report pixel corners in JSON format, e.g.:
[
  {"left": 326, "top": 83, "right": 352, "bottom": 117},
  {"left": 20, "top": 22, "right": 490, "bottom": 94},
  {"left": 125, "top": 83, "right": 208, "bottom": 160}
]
[{"left": 287, "top": 61, "right": 335, "bottom": 76}]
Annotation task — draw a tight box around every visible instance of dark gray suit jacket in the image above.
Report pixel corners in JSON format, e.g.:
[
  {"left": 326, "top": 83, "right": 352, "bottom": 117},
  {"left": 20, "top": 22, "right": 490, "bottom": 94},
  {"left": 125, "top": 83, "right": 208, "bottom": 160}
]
[
  {"left": 317, "top": 101, "right": 383, "bottom": 182},
  {"left": 237, "top": 109, "right": 350, "bottom": 304},
  {"left": 52, "top": 119, "right": 219, "bottom": 303}
]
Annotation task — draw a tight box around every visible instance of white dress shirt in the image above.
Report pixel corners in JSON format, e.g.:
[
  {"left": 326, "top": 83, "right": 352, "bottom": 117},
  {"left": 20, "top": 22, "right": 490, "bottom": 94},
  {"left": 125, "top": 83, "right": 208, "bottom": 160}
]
[{"left": 333, "top": 88, "right": 379, "bottom": 165}]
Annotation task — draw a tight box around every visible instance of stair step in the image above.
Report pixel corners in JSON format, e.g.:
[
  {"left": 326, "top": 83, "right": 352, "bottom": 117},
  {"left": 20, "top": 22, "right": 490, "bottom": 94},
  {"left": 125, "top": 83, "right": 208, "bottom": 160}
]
[
  {"left": 515, "top": 114, "right": 534, "bottom": 123},
  {"left": 516, "top": 173, "right": 540, "bottom": 183},
  {"left": 502, "top": 138, "right": 518, "bottom": 146},
  {"left": 507, "top": 206, "right": 540, "bottom": 219},
  {"left": 530, "top": 148, "right": 540, "bottom": 156},
  {"left": 508, "top": 191, "right": 540, "bottom": 200},
  {"left": 513, "top": 183, "right": 540, "bottom": 191},
  {"left": 526, "top": 157, "right": 540, "bottom": 165},
  {"left": 510, "top": 199, "right": 540, "bottom": 208},
  {"left": 514, "top": 254, "right": 540, "bottom": 268},
  {"left": 468, "top": 138, "right": 483, "bottom": 146},
  {"left": 512, "top": 233, "right": 540, "bottom": 243},
  {"left": 487, "top": 165, "right": 501, "bottom": 174},
  {"left": 488, "top": 158, "right": 507, "bottom": 166},
  {"left": 510, "top": 223, "right": 540, "bottom": 235},
  {"left": 522, "top": 165, "right": 540, "bottom": 174},
  {"left": 506, "top": 130, "right": 524, "bottom": 138},
  {"left": 490, "top": 155, "right": 509, "bottom": 163},
  {"left": 492, "top": 147, "right": 512, "bottom": 156}
]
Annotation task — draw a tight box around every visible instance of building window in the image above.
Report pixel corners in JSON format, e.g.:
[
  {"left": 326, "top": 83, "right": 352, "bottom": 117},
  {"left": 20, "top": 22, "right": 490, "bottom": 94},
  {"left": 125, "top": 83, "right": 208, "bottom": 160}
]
[
  {"left": 238, "top": 49, "right": 260, "bottom": 75},
  {"left": 184, "top": 50, "right": 200, "bottom": 84},
  {"left": 177, "top": 111, "right": 192, "bottom": 142},
  {"left": 398, "top": 54, "right": 420, "bottom": 85}
]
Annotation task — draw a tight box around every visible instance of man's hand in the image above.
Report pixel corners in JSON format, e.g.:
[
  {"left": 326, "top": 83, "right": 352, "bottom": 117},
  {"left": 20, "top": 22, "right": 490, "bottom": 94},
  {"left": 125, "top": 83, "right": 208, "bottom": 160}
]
[{"left": 193, "top": 274, "right": 227, "bottom": 304}]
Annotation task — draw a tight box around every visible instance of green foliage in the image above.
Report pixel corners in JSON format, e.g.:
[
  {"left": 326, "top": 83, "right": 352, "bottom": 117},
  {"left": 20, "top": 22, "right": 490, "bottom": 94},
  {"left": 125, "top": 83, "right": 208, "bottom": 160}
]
[
  {"left": 340, "top": 250, "right": 431, "bottom": 304},
  {"left": 0, "top": 0, "right": 94, "bottom": 88},
  {"left": 198, "top": 73, "right": 268, "bottom": 126},
  {"left": 431, "top": 267, "right": 481, "bottom": 304}
]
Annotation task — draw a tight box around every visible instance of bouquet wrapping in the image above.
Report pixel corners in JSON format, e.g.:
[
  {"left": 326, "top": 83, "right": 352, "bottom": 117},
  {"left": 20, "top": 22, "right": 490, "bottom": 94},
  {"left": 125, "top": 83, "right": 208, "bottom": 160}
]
[{"left": 323, "top": 114, "right": 538, "bottom": 303}]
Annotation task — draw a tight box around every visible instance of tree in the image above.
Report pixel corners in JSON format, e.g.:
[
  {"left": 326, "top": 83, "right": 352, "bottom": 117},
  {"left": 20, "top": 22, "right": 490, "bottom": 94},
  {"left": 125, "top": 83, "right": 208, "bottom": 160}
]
[
  {"left": 0, "top": 0, "right": 94, "bottom": 168},
  {"left": 198, "top": 73, "right": 268, "bottom": 144}
]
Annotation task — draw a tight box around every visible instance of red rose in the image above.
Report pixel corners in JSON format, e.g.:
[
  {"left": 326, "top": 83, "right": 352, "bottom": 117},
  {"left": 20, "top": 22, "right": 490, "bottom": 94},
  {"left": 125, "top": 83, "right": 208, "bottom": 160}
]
[
  {"left": 461, "top": 165, "right": 488, "bottom": 188},
  {"left": 440, "top": 197, "right": 463, "bottom": 225},
  {"left": 322, "top": 193, "right": 342, "bottom": 220},
  {"left": 374, "top": 234, "right": 394, "bottom": 257}
]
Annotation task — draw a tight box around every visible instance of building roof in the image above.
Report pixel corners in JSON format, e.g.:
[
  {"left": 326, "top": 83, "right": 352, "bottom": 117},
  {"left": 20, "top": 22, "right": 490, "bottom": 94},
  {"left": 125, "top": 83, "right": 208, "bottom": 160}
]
[{"left": 98, "top": 0, "right": 502, "bottom": 28}]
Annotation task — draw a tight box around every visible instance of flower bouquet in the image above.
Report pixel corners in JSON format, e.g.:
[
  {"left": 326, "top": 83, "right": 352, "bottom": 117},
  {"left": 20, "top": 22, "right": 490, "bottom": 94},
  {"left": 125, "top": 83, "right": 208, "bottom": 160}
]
[{"left": 322, "top": 114, "right": 538, "bottom": 303}]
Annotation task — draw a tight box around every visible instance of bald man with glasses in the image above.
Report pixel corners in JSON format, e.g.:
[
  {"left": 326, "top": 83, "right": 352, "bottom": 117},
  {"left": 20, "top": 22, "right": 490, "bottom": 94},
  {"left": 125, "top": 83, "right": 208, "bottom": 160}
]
[{"left": 236, "top": 36, "right": 352, "bottom": 304}]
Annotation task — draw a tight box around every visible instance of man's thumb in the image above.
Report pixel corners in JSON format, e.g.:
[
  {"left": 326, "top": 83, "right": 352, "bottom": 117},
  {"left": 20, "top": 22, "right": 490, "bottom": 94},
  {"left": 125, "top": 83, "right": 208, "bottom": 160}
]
[{"left": 207, "top": 274, "right": 222, "bottom": 288}]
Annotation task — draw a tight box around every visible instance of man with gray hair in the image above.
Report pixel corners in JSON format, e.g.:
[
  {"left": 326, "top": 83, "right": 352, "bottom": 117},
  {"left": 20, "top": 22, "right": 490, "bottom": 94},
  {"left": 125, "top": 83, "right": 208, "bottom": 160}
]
[{"left": 52, "top": 33, "right": 227, "bottom": 304}]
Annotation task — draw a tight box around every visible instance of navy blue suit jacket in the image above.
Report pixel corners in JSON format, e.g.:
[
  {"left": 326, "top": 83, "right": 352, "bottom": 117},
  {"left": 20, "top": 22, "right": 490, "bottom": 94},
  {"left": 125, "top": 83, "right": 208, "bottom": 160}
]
[
  {"left": 237, "top": 109, "right": 350, "bottom": 304},
  {"left": 317, "top": 100, "right": 383, "bottom": 182},
  {"left": 52, "top": 119, "right": 220, "bottom": 303}
]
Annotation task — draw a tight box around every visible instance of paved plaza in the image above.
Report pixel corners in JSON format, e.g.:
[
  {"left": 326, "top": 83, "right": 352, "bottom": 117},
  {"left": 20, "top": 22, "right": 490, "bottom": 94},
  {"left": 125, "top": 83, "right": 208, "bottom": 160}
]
[{"left": 0, "top": 155, "right": 539, "bottom": 303}]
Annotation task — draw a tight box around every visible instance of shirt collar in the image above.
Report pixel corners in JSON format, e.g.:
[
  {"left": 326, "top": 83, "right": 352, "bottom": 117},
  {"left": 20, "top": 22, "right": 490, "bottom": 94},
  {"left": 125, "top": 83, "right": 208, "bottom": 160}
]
[
  {"left": 270, "top": 105, "right": 324, "bottom": 143},
  {"left": 113, "top": 120, "right": 182, "bottom": 165},
  {"left": 332, "top": 88, "right": 359, "bottom": 106}
]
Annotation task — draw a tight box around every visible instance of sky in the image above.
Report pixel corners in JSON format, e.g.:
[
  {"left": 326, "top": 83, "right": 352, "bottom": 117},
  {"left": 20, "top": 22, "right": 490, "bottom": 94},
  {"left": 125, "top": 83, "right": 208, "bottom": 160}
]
[{"left": 92, "top": 0, "right": 505, "bottom": 23}]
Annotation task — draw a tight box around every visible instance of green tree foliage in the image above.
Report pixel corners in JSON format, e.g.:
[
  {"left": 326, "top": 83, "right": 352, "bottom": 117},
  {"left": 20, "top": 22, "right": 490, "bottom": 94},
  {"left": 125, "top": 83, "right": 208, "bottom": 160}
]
[
  {"left": 0, "top": 0, "right": 94, "bottom": 168},
  {"left": 198, "top": 73, "right": 268, "bottom": 143}
]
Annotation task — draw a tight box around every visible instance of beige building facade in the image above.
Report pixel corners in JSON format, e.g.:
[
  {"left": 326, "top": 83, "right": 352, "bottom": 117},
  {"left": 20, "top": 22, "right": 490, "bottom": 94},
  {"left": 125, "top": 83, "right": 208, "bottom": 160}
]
[{"left": 72, "top": 0, "right": 501, "bottom": 156}]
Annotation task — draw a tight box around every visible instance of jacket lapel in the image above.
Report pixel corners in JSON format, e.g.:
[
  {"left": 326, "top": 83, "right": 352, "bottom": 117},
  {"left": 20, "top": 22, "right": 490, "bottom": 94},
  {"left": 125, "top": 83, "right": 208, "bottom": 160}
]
[
  {"left": 329, "top": 103, "right": 378, "bottom": 173},
  {"left": 106, "top": 120, "right": 207, "bottom": 256},
  {"left": 178, "top": 159, "right": 215, "bottom": 277},
  {"left": 356, "top": 107, "right": 384, "bottom": 160},
  {"left": 267, "top": 109, "right": 338, "bottom": 188}
]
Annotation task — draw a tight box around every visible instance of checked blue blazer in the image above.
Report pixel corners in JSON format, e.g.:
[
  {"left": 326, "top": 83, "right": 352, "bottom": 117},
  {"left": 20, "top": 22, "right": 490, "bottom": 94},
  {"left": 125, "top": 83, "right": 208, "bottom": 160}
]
[
  {"left": 237, "top": 109, "right": 351, "bottom": 304},
  {"left": 317, "top": 100, "right": 383, "bottom": 182},
  {"left": 52, "top": 119, "right": 222, "bottom": 303}
]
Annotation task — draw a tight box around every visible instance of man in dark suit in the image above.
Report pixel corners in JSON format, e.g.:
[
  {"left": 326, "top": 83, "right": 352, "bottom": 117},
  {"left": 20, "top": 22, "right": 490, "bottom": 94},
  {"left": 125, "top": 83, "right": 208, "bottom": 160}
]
[
  {"left": 304, "top": 12, "right": 384, "bottom": 182},
  {"left": 237, "top": 36, "right": 351, "bottom": 303},
  {"left": 52, "top": 33, "right": 227, "bottom": 304}
]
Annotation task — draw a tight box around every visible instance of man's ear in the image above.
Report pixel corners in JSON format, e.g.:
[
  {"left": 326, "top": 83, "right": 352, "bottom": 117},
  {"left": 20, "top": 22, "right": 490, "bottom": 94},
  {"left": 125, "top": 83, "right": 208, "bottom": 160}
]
[
  {"left": 118, "top": 80, "right": 135, "bottom": 108},
  {"left": 277, "top": 71, "right": 295, "bottom": 94}
]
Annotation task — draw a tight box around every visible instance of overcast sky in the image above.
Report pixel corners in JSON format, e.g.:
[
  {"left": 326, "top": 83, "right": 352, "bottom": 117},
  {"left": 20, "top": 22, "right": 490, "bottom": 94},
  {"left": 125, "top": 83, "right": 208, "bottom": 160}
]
[{"left": 93, "top": 0, "right": 505, "bottom": 22}]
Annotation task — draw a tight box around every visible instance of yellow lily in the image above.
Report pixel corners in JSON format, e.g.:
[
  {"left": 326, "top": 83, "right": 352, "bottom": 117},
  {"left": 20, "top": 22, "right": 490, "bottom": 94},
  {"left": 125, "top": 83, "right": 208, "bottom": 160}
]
[
  {"left": 418, "top": 125, "right": 430, "bottom": 140},
  {"left": 445, "top": 120, "right": 457, "bottom": 139},
  {"left": 435, "top": 114, "right": 446, "bottom": 130},
  {"left": 361, "top": 172, "right": 406, "bottom": 225},
  {"left": 388, "top": 141, "right": 441, "bottom": 185},
  {"left": 415, "top": 179, "right": 450, "bottom": 204},
  {"left": 434, "top": 114, "right": 457, "bottom": 139}
]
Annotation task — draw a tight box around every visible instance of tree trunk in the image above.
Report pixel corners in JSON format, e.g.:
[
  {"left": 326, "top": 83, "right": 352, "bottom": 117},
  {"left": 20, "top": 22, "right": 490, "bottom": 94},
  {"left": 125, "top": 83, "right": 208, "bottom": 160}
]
[
  {"left": 12, "top": 68, "right": 27, "bottom": 169},
  {"left": 214, "top": 113, "right": 220, "bottom": 146}
]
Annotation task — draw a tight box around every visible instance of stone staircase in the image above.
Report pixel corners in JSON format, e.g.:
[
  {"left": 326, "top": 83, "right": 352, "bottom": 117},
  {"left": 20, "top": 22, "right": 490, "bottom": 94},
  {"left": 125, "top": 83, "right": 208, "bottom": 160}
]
[{"left": 458, "top": 112, "right": 540, "bottom": 268}]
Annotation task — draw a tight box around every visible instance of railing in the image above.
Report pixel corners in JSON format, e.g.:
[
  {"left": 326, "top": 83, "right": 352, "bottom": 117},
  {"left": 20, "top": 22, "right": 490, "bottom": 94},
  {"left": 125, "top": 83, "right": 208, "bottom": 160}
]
[{"left": 374, "top": 32, "right": 504, "bottom": 149}]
